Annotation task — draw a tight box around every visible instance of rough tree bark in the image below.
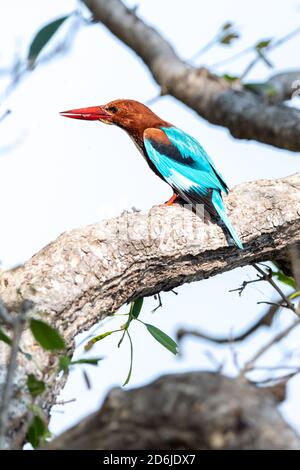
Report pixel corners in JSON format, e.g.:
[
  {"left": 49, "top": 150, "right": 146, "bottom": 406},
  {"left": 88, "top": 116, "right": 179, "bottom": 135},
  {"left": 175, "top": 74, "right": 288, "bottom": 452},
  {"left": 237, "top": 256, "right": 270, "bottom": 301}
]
[
  {"left": 0, "top": 172, "right": 299, "bottom": 448},
  {"left": 47, "top": 372, "right": 300, "bottom": 450},
  {"left": 83, "top": 0, "right": 300, "bottom": 152}
]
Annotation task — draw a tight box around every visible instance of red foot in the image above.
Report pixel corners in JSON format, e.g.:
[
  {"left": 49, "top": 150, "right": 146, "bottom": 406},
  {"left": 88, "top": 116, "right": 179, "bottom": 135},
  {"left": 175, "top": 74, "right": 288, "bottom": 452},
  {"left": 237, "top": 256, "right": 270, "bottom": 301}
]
[{"left": 159, "top": 194, "right": 179, "bottom": 207}]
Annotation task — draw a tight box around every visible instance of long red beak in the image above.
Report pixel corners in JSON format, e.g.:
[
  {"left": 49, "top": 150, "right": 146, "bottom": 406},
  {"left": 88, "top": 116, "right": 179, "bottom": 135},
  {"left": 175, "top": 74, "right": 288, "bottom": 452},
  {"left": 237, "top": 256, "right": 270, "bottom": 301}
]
[{"left": 59, "top": 105, "right": 111, "bottom": 121}]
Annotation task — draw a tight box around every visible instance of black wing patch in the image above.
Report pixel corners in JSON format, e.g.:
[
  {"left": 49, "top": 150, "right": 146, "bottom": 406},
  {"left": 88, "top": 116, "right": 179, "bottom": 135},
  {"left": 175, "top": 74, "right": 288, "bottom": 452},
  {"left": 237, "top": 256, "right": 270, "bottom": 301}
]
[{"left": 147, "top": 138, "right": 195, "bottom": 166}]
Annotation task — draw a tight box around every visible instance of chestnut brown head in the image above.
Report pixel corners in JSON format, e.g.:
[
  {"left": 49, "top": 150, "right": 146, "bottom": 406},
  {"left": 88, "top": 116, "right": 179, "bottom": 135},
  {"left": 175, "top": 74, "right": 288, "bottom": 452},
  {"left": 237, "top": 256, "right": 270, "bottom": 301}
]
[{"left": 60, "top": 99, "right": 168, "bottom": 135}]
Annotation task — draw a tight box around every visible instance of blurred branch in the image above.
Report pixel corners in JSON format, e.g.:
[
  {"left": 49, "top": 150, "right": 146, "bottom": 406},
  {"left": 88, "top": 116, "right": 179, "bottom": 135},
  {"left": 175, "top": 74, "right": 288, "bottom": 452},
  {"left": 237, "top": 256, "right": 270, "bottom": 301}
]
[
  {"left": 240, "top": 318, "right": 300, "bottom": 377},
  {"left": 211, "top": 26, "right": 300, "bottom": 69},
  {"left": 244, "top": 70, "right": 300, "bottom": 104},
  {"left": 0, "top": 109, "right": 11, "bottom": 123},
  {"left": 190, "top": 22, "right": 240, "bottom": 62},
  {"left": 0, "top": 300, "right": 33, "bottom": 449},
  {"left": 239, "top": 27, "right": 300, "bottom": 81},
  {"left": 46, "top": 372, "right": 300, "bottom": 450},
  {"left": 0, "top": 314, "right": 24, "bottom": 448},
  {"left": 84, "top": 0, "right": 300, "bottom": 152},
  {"left": 177, "top": 304, "right": 276, "bottom": 345}
]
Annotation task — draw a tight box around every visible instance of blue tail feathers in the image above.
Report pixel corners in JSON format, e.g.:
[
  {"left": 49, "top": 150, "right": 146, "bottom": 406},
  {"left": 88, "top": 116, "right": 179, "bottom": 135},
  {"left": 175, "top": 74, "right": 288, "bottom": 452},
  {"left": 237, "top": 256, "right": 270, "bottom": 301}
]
[{"left": 211, "top": 191, "right": 243, "bottom": 250}]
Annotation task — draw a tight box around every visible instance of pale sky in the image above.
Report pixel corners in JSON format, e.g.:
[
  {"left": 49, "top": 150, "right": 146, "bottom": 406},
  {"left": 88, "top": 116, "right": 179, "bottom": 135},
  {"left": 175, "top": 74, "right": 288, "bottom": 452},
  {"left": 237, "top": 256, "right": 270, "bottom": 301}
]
[{"left": 1, "top": 0, "right": 300, "bottom": 440}]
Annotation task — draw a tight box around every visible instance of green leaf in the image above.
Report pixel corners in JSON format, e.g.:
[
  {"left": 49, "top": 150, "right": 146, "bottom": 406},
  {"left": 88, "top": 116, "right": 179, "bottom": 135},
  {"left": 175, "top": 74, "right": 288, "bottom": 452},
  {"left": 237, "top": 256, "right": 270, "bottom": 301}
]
[
  {"left": 130, "top": 297, "right": 144, "bottom": 319},
  {"left": 145, "top": 324, "right": 178, "bottom": 355},
  {"left": 28, "top": 15, "right": 69, "bottom": 64},
  {"left": 27, "top": 374, "right": 46, "bottom": 398},
  {"left": 265, "top": 84, "right": 277, "bottom": 99},
  {"left": 27, "top": 415, "right": 49, "bottom": 448},
  {"left": 58, "top": 355, "right": 71, "bottom": 374},
  {"left": 244, "top": 82, "right": 277, "bottom": 98},
  {"left": 123, "top": 330, "right": 133, "bottom": 386},
  {"left": 84, "top": 330, "right": 115, "bottom": 351},
  {"left": 30, "top": 318, "right": 65, "bottom": 350},
  {"left": 70, "top": 357, "right": 104, "bottom": 366},
  {"left": 222, "top": 22, "right": 233, "bottom": 31},
  {"left": 272, "top": 271, "right": 297, "bottom": 289},
  {"left": 290, "top": 290, "right": 300, "bottom": 300},
  {"left": 255, "top": 39, "right": 272, "bottom": 50},
  {"left": 220, "top": 32, "right": 239, "bottom": 45},
  {"left": 0, "top": 328, "right": 12, "bottom": 346},
  {"left": 223, "top": 73, "right": 239, "bottom": 83}
]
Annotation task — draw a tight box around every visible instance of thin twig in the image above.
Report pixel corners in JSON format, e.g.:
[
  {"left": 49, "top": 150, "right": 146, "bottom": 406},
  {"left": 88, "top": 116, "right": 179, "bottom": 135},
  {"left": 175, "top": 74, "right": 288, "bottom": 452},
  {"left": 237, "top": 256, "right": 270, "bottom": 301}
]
[
  {"left": 240, "top": 318, "right": 300, "bottom": 376},
  {"left": 213, "top": 25, "right": 300, "bottom": 71},
  {"left": 190, "top": 37, "right": 219, "bottom": 62},
  {"left": 229, "top": 330, "right": 241, "bottom": 372},
  {"left": 211, "top": 45, "right": 254, "bottom": 68},
  {"left": 229, "top": 274, "right": 264, "bottom": 296},
  {"left": 179, "top": 322, "right": 256, "bottom": 347},
  {"left": 0, "top": 110, "right": 11, "bottom": 124},
  {"left": 256, "top": 301, "right": 291, "bottom": 310},
  {"left": 253, "top": 264, "right": 296, "bottom": 312},
  {"left": 54, "top": 398, "right": 76, "bottom": 406},
  {"left": 249, "top": 372, "right": 297, "bottom": 386},
  {"left": 152, "top": 293, "right": 162, "bottom": 313},
  {"left": 177, "top": 302, "right": 277, "bottom": 345},
  {"left": 252, "top": 365, "right": 300, "bottom": 372},
  {"left": 202, "top": 349, "right": 224, "bottom": 372},
  {"left": 239, "top": 26, "right": 300, "bottom": 81}
]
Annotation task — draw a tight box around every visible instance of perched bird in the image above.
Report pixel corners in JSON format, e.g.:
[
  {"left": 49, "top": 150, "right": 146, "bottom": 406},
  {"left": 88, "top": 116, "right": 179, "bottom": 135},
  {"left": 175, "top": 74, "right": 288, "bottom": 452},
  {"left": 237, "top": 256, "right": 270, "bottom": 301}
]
[{"left": 60, "top": 99, "right": 243, "bottom": 249}]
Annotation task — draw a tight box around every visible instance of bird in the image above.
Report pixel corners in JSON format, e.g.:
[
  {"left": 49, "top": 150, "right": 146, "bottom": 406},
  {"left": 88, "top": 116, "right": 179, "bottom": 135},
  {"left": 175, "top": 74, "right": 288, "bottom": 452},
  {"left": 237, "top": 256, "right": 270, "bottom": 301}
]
[{"left": 60, "top": 99, "right": 243, "bottom": 249}]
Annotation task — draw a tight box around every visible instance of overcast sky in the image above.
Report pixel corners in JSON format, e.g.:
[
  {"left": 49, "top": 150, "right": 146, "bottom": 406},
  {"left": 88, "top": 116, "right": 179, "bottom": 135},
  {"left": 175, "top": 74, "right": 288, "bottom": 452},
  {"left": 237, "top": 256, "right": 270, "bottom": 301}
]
[{"left": 1, "top": 0, "right": 300, "bottom": 439}]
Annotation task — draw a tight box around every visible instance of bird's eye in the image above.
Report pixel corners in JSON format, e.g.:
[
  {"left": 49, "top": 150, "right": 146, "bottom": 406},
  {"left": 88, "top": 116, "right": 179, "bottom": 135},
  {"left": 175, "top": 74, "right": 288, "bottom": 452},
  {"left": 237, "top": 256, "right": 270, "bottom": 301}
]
[{"left": 107, "top": 106, "right": 118, "bottom": 114}]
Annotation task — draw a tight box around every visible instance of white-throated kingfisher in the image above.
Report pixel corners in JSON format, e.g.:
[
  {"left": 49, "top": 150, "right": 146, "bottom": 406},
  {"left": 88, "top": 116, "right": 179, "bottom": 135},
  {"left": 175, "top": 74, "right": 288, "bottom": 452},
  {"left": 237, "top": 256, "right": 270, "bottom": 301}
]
[{"left": 60, "top": 99, "right": 243, "bottom": 249}]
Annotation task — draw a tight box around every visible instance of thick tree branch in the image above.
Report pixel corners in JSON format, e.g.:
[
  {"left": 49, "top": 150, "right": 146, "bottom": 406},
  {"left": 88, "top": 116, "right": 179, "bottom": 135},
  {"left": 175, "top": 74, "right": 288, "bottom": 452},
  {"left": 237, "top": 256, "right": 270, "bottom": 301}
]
[
  {"left": 243, "top": 71, "right": 300, "bottom": 104},
  {"left": 84, "top": 0, "right": 300, "bottom": 152},
  {"left": 1, "top": 173, "right": 299, "bottom": 339},
  {"left": 0, "top": 172, "right": 299, "bottom": 448},
  {"left": 263, "top": 71, "right": 300, "bottom": 102},
  {"left": 47, "top": 372, "right": 300, "bottom": 450}
]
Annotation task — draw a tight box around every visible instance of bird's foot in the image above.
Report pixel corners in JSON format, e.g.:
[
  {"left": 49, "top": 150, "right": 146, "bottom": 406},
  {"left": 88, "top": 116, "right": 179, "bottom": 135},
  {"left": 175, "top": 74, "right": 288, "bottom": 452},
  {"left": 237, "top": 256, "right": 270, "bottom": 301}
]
[{"left": 159, "top": 194, "right": 180, "bottom": 207}]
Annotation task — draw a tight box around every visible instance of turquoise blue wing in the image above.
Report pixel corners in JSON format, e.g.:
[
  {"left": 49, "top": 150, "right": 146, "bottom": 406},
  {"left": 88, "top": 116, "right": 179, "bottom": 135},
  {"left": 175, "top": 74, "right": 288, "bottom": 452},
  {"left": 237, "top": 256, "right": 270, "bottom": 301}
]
[
  {"left": 143, "top": 126, "right": 228, "bottom": 200},
  {"left": 143, "top": 126, "right": 243, "bottom": 250}
]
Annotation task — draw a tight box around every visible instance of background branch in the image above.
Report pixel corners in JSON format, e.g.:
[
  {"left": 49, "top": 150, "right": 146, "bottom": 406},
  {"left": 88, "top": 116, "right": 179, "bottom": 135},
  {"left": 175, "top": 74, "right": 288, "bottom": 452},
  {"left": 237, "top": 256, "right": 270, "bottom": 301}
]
[
  {"left": 46, "top": 372, "right": 300, "bottom": 450},
  {"left": 177, "top": 304, "right": 276, "bottom": 345},
  {"left": 83, "top": 0, "right": 300, "bottom": 152}
]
